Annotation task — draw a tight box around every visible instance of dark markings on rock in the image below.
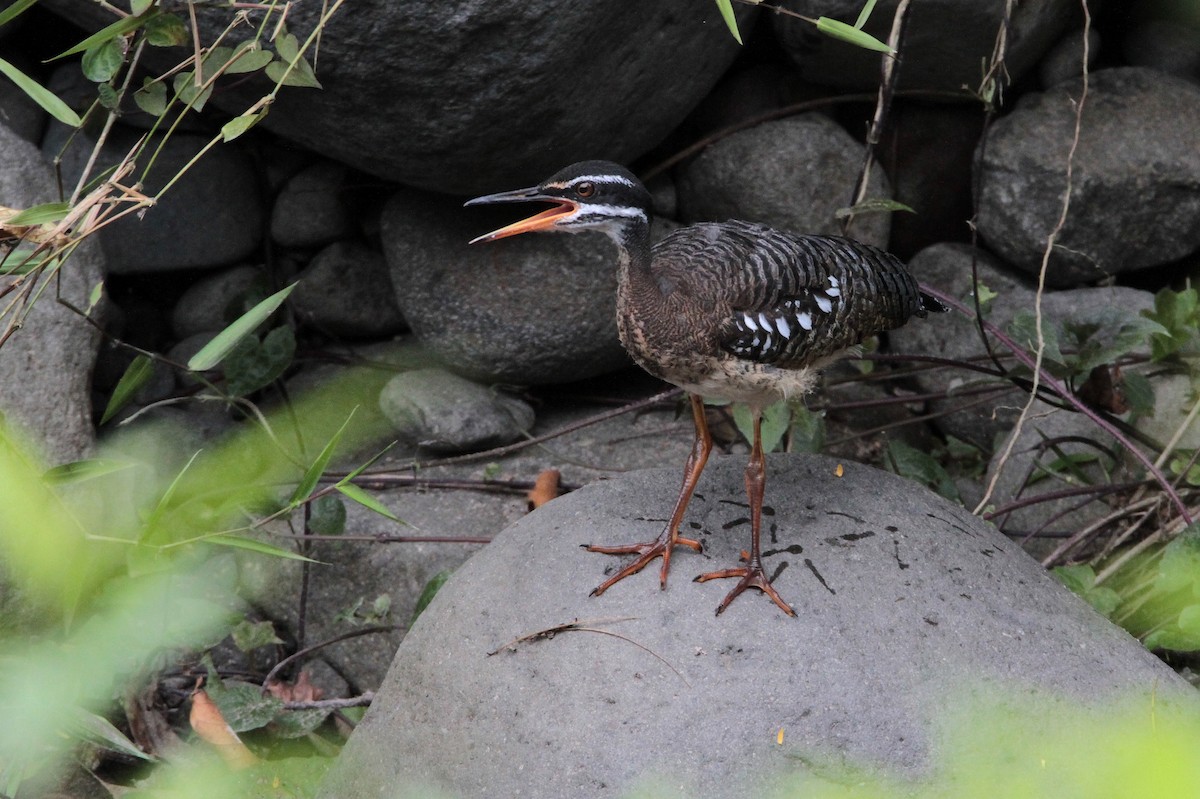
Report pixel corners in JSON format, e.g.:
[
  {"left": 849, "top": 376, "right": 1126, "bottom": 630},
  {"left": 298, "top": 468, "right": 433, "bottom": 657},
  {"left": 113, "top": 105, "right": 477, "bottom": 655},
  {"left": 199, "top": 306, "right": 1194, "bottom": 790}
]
[
  {"left": 764, "top": 544, "right": 804, "bottom": 557},
  {"left": 885, "top": 525, "right": 898, "bottom": 533},
  {"left": 841, "top": 531, "right": 875, "bottom": 541},
  {"left": 687, "top": 520, "right": 703, "bottom": 530},
  {"left": 805, "top": 503, "right": 816, "bottom": 511},
  {"left": 980, "top": 548, "right": 994, "bottom": 558},
  {"left": 769, "top": 560, "right": 788, "bottom": 583},
  {"left": 769, "top": 521, "right": 779, "bottom": 544},
  {"left": 960, "top": 593, "right": 972, "bottom": 600},
  {"left": 923, "top": 615, "right": 939, "bottom": 626},
  {"left": 804, "top": 558, "right": 835, "bottom": 594},
  {"left": 722, "top": 516, "right": 750, "bottom": 530},
  {"left": 893, "top": 539, "right": 909, "bottom": 570},
  {"left": 926, "top": 511, "right": 977, "bottom": 538},
  {"left": 718, "top": 499, "right": 750, "bottom": 510},
  {"left": 827, "top": 510, "right": 866, "bottom": 524},
  {"left": 762, "top": 505, "right": 776, "bottom": 516}
]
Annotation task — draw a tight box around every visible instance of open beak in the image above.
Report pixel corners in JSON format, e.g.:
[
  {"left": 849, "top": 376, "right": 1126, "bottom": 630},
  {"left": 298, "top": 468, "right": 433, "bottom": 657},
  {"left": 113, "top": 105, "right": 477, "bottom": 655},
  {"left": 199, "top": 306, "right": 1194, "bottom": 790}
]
[{"left": 465, "top": 187, "right": 579, "bottom": 244}]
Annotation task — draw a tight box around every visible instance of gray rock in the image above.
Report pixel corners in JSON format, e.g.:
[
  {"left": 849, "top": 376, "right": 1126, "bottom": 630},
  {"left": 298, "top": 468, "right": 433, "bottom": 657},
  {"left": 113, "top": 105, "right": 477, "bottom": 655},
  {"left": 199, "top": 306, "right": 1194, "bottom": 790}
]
[
  {"left": 676, "top": 114, "right": 891, "bottom": 249},
  {"left": 379, "top": 368, "right": 534, "bottom": 453},
  {"left": 772, "top": 0, "right": 1074, "bottom": 93},
  {"left": 292, "top": 241, "right": 405, "bottom": 338},
  {"left": 44, "top": 1, "right": 753, "bottom": 195},
  {"left": 42, "top": 126, "right": 263, "bottom": 273},
  {"left": 1124, "top": 19, "right": 1200, "bottom": 84},
  {"left": 0, "top": 122, "right": 107, "bottom": 464},
  {"left": 320, "top": 454, "right": 1195, "bottom": 798},
  {"left": 0, "top": 54, "right": 45, "bottom": 143},
  {"left": 270, "top": 161, "right": 354, "bottom": 249},
  {"left": 1137, "top": 371, "right": 1200, "bottom": 452},
  {"left": 171, "top": 265, "right": 264, "bottom": 339},
  {"left": 892, "top": 243, "right": 1155, "bottom": 451},
  {"left": 1039, "top": 27, "right": 1101, "bottom": 88},
  {"left": 976, "top": 67, "right": 1200, "bottom": 286},
  {"left": 382, "top": 186, "right": 630, "bottom": 384}
]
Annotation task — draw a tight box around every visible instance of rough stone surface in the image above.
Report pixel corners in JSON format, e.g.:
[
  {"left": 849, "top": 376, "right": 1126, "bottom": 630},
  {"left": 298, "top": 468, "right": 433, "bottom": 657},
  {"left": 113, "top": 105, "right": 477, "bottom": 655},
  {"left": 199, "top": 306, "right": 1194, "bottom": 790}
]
[
  {"left": 270, "top": 161, "right": 354, "bottom": 249},
  {"left": 676, "top": 114, "right": 891, "bottom": 249},
  {"left": 45, "top": 2, "right": 752, "bottom": 195},
  {"left": 976, "top": 67, "right": 1200, "bottom": 285},
  {"left": 320, "top": 454, "right": 1195, "bottom": 799},
  {"left": 291, "top": 241, "right": 405, "bottom": 339},
  {"left": 42, "top": 126, "right": 263, "bottom": 273},
  {"left": 1038, "top": 27, "right": 1101, "bottom": 88},
  {"left": 893, "top": 243, "right": 1154, "bottom": 452},
  {"left": 382, "top": 186, "right": 631, "bottom": 384},
  {"left": 772, "top": 0, "right": 1074, "bottom": 92},
  {"left": 0, "top": 122, "right": 106, "bottom": 464},
  {"left": 378, "top": 368, "right": 534, "bottom": 453},
  {"left": 171, "top": 265, "right": 264, "bottom": 339}
]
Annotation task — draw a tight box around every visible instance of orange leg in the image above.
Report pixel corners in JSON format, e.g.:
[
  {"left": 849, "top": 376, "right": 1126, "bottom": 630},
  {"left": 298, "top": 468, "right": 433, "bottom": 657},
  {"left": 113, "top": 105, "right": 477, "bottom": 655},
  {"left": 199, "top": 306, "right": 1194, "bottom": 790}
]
[
  {"left": 586, "top": 393, "right": 708, "bottom": 595},
  {"left": 694, "top": 408, "right": 796, "bottom": 617}
]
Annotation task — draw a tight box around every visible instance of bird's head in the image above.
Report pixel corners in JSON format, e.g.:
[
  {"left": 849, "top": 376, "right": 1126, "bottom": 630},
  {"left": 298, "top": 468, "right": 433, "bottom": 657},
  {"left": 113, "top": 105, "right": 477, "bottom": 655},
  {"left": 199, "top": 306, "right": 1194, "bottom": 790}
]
[{"left": 465, "top": 161, "right": 652, "bottom": 245}]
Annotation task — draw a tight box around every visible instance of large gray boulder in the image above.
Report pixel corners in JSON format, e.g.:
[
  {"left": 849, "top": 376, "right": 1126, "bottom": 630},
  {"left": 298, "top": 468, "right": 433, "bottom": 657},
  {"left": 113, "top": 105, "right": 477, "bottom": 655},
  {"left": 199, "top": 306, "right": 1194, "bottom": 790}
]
[
  {"left": 381, "top": 186, "right": 631, "bottom": 385},
  {"left": 0, "top": 122, "right": 106, "bottom": 464},
  {"left": 772, "top": 0, "right": 1074, "bottom": 93},
  {"left": 320, "top": 455, "right": 1194, "bottom": 798},
  {"left": 46, "top": 2, "right": 752, "bottom": 195},
  {"left": 976, "top": 67, "right": 1200, "bottom": 286},
  {"left": 677, "top": 114, "right": 891, "bottom": 249}
]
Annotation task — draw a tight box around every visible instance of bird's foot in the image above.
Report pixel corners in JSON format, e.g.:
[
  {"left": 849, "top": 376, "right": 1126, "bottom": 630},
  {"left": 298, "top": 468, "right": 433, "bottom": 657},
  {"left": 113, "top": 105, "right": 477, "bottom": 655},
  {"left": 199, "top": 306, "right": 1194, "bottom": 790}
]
[
  {"left": 584, "top": 530, "right": 702, "bottom": 596},
  {"left": 694, "top": 558, "right": 796, "bottom": 617}
]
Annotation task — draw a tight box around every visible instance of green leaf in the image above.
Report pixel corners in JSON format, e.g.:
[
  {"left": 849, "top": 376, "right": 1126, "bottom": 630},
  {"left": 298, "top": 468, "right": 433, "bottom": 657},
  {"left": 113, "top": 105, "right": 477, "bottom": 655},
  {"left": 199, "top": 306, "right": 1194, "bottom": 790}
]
[
  {"left": 0, "top": 245, "right": 57, "bottom": 275},
  {"left": 1154, "top": 525, "right": 1200, "bottom": 595},
  {"left": 43, "top": 458, "right": 136, "bottom": 485},
  {"left": 834, "top": 198, "right": 915, "bottom": 219},
  {"left": 221, "top": 109, "right": 266, "bottom": 142},
  {"left": 230, "top": 619, "right": 284, "bottom": 652},
  {"left": 308, "top": 494, "right": 346, "bottom": 536},
  {"left": 887, "top": 439, "right": 959, "bottom": 501},
  {"left": 172, "top": 69, "right": 212, "bottom": 111},
  {"left": 223, "top": 324, "right": 296, "bottom": 397},
  {"left": 290, "top": 410, "right": 356, "bottom": 505},
  {"left": 1145, "top": 287, "right": 1200, "bottom": 362},
  {"left": 188, "top": 283, "right": 296, "bottom": 371},
  {"left": 101, "top": 353, "right": 154, "bottom": 424},
  {"left": 732, "top": 401, "right": 791, "bottom": 453},
  {"left": 265, "top": 56, "right": 322, "bottom": 89},
  {"left": 204, "top": 533, "right": 317, "bottom": 562},
  {"left": 0, "top": 57, "right": 83, "bottom": 127},
  {"left": 81, "top": 38, "right": 124, "bottom": 82},
  {"left": 336, "top": 482, "right": 400, "bottom": 522},
  {"left": 51, "top": 11, "right": 154, "bottom": 60},
  {"left": 0, "top": 0, "right": 39, "bottom": 29},
  {"left": 224, "top": 44, "right": 274, "bottom": 74},
  {"left": 788, "top": 405, "right": 826, "bottom": 454},
  {"left": 4, "top": 201, "right": 69, "bottom": 226},
  {"left": 1052, "top": 564, "right": 1120, "bottom": 617},
  {"left": 270, "top": 706, "right": 330, "bottom": 738},
  {"left": 1121, "top": 370, "right": 1156, "bottom": 417},
  {"left": 1145, "top": 606, "right": 1200, "bottom": 652},
  {"left": 1009, "top": 311, "right": 1067, "bottom": 375},
  {"left": 133, "top": 77, "right": 167, "bottom": 116},
  {"left": 714, "top": 0, "right": 742, "bottom": 45},
  {"left": 412, "top": 569, "right": 452, "bottom": 624},
  {"left": 853, "top": 0, "right": 879, "bottom": 28},
  {"left": 143, "top": 13, "right": 187, "bottom": 47},
  {"left": 130, "top": 0, "right": 155, "bottom": 15},
  {"left": 96, "top": 82, "right": 119, "bottom": 109},
  {"left": 816, "top": 16, "right": 895, "bottom": 53},
  {"left": 68, "top": 708, "right": 154, "bottom": 760},
  {"left": 206, "top": 679, "right": 284, "bottom": 732}
]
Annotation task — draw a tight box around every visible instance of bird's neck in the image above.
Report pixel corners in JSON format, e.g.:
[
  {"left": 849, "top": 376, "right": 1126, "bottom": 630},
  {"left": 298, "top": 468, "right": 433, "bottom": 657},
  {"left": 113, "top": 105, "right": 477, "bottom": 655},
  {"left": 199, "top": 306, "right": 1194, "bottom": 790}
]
[{"left": 607, "top": 219, "right": 661, "bottom": 303}]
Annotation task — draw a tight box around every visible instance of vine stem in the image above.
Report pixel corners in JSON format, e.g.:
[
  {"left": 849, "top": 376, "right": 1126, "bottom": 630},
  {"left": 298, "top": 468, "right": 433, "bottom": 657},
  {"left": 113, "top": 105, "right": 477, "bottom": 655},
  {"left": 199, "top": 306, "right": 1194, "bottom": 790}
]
[{"left": 924, "top": 285, "right": 1192, "bottom": 526}]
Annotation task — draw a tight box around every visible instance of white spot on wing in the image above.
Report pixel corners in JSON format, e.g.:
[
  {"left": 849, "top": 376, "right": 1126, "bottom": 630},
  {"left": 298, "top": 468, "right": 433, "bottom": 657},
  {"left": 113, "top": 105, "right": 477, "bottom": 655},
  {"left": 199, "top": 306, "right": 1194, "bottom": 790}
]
[
  {"left": 776, "top": 317, "right": 791, "bottom": 338},
  {"left": 743, "top": 313, "right": 758, "bottom": 331},
  {"left": 826, "top": 286, "right": 841, "bottom": 297},
  {"left": 815, "top": 295, "right": 833, "bottom": 314},
  {"left": 798, "top": 312, "right": 813, "bottom": 330},
  {"left": 758, "top": 313, "right": 774, "bottom": 333}
]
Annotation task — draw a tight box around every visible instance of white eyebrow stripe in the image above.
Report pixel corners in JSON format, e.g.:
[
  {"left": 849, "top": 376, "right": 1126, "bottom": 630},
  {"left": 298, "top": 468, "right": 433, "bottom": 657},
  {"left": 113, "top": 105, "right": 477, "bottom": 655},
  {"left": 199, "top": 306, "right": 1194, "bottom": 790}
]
[
  {"left": 548, "top": 174, "right": 638, "bottom": 189},
  {"left": 578, "top": 204, "right": 646, "bottom": 221}
]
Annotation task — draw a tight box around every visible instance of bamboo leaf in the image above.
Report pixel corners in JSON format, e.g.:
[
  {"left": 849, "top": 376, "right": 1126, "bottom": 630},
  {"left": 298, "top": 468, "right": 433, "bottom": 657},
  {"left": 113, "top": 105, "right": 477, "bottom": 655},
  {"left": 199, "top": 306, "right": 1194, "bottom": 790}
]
[
  {"left": 221, "top": 109, "right": 265, "bottom": 142},
  {"left": 188, "top": 283, "right": 296, "bottom": 371},
  {"left": 0, "top": 0, "right": 39, "bottom": 29},
  {"left": 4, "top": 201, "right": 69, "bottom": 226},
  {"left": 51, "top": 11, "right": 154, "bottom": 60},
  {"left": 835, "top": 198, "right": 915, "bottom": 219},
  {"left": 101, "top": 353, "right": 154, "bottom": 424},
  {"left": 289, "top": 410, "right": 356, "bottom": 506},
  {"left": 205, "top": 533, "right": 318, "bottom": 562},
  {"left": 816, "top": 17, "right": 895, "bottom": 53},
  {"left": 853, "top": 0, "right": 879, "bottom": 29},
  {"left": 714, "top": 0, "right": 742, "bottom": 45},
  {"left": 336, "top": 482, "right": 400, "bottom": 522},
  {"left": 0, "top": 57, "right": 82, "bottom": 126}
]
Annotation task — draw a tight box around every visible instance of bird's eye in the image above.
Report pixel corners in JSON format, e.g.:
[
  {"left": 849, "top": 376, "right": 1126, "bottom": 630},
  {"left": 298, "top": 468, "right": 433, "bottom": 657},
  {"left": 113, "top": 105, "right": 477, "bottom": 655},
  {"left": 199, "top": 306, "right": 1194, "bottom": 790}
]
[{"left": 576, "top": 181, "right": 595, "bottom": 198}]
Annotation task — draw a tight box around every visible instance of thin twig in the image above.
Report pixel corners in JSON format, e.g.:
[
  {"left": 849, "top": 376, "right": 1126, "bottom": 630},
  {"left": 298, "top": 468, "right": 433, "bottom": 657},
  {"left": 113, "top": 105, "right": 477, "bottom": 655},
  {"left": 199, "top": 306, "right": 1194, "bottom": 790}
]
[
  {"left": 261, "top": 624, "right": 402, "bottom": 689},
  {"left": 283, "top": 693, "right": 374, "bottom": 711}
]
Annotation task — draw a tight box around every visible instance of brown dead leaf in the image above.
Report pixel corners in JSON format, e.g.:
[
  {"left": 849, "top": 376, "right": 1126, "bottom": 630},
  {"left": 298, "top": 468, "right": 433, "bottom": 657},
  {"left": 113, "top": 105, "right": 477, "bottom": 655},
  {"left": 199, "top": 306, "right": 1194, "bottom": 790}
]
[
  {"left": 265, "top": 670, "right": 323, "bottom": 703},
  {"left": 527, "top": 469, "right": 561, "bottom": 511},
  {"left": 190, "top": 688, "right": 257, "bottom": 769}
]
